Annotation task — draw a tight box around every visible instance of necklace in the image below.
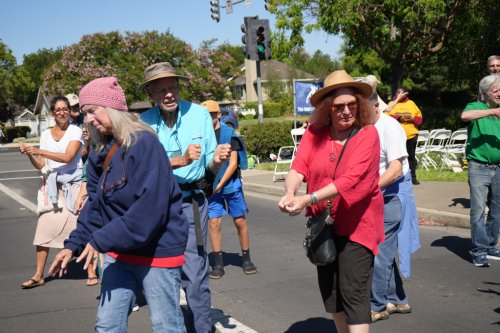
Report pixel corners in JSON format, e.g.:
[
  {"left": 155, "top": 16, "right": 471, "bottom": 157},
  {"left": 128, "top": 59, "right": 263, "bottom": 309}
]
[{"left": 330, "top": 141, "right": 337, "bottom": 162}]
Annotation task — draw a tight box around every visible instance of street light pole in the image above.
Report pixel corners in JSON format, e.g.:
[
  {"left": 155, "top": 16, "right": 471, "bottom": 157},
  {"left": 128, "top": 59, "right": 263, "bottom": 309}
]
[{"left": 256, "top": 60, "right": 263, "bottom": 124}]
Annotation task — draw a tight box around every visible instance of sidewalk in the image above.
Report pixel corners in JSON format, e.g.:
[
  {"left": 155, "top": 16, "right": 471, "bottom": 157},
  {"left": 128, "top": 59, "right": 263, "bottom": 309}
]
[{"left": 241, "top": 169, "right": 471, "bottom": 229}]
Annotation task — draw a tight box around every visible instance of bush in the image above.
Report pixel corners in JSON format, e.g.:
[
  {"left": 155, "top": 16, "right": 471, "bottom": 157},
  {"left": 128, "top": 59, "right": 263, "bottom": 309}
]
[
  {"left": 3, "top": 126, "right": 31, "bottom": 143},
  {"left": 241, "top": 121, "right": 294, "bottom": 161},
  {"left": 243, "top": 99, "right": 293, "bottom": 118}
]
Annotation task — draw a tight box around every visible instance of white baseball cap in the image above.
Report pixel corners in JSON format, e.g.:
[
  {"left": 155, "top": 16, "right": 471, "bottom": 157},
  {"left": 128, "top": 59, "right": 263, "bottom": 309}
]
[{"left": 65, "top": 93, "right": 80, "bottom": 107}]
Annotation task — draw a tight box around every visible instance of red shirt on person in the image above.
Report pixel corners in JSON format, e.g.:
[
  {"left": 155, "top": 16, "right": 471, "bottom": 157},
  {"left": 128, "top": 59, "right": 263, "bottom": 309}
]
[{"left": 291, "top": 124, "right": 385, "bottom": 255}]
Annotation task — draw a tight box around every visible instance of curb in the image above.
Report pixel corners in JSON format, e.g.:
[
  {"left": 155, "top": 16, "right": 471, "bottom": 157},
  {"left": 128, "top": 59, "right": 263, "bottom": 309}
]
[{"left": 243, "top": 182, "right": 470, "bottom": 230}]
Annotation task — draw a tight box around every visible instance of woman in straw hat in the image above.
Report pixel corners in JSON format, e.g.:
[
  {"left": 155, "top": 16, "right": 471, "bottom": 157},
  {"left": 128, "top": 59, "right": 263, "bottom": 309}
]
[
  {"left": 48, "top": 77, "right": 189, "bottom": 332},
  {"left": 279, "top": 70, "right": 384, "bottom": 332}
]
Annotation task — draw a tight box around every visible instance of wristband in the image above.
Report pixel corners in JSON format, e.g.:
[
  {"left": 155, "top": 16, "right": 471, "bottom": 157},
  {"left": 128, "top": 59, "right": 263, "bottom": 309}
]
[{"left": 310, "top": 192, "right": 318, "bottom": 205}]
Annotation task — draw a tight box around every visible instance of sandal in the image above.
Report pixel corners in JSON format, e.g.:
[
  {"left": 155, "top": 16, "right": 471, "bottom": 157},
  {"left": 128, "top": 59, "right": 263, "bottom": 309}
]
[
  {"left": 86, "top": 276, "right": 99, "bottom": 286},
  {"left": 21, "top": 278, "right": 45, "bottom": 289},
  {"left": 386, "top": 303, "right": 412, "bottom": 314},
  {"left": 371, "top": 310, "right": 389, "bottom": 323}
]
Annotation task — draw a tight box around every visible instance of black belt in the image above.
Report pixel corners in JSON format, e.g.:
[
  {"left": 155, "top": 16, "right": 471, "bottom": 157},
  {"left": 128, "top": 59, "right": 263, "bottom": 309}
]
[{"left": 179, "top": 178, "right": 207, "bottom": 192}]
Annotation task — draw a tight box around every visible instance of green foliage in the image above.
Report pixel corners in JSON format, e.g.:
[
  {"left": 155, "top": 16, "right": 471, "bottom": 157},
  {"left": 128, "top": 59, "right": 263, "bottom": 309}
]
[
  {"left": 3, "top": 126, "right": 31, "bottom": 142},
  {"left": 243, "top": 98, "right": 293, "bottom": 118},
  {"left": 42, "top": 31, "right": 238, "bottom": 104},
  {"left": 240, "top": 121, "right": 294, "bottom": 161},
  {"left": 419, "top": 106, "right": 466, "bottom": 131}
]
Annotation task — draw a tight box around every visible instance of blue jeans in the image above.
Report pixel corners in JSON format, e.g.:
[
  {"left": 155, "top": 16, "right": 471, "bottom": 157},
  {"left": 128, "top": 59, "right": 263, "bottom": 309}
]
[
  {"left": 468, "top": 160, "right": 500, "bottom": 256},
  {"left": 181, "top": 196, "right": 212, "bottom": 333},
  {"left": 97, "top": 255, "right": 185, "bottom": 333},
  {"left": 371, "top": 195, "right": 408, "bottom": 311}
]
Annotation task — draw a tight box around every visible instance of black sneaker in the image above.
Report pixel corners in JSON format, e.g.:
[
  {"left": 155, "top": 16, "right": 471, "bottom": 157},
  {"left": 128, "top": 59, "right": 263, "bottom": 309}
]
[
  {"left": 242, "top": 260, "right": 257, "bottom": 275},
  {"left": 412, "top": 179, "right": 420, "bottom": 185},
  {"left": 209, "top": 265, "right": 225, "bottom": 279}
]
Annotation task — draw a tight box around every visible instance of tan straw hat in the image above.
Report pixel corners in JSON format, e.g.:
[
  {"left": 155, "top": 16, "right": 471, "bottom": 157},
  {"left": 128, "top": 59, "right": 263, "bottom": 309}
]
[
  {"left": 138, "top": 62, "right": 189, "bottom": 91},
  {"left": 310, "top": 70, "right": 373, "bottom": 107},
  {"left": 201, "top": 100, "right": 220, "bottom": 113}
]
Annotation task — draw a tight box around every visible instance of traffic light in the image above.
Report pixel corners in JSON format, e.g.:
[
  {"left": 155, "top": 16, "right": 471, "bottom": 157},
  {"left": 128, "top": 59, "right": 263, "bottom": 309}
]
[
  {"left": 241, "top": 17, "right": 272, "bottom": 61},
  {"left": 210, "top": 0, "right": 220, "bottom": 22},
  {"left": 264, "top": 0, "right": 270, "bottom": 11}
]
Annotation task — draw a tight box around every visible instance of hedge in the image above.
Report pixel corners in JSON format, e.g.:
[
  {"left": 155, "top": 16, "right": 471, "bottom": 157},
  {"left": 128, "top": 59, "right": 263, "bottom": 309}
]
[
  {"left": 3, "top": 126, "right": 31, "bottom": 143},
  {"left": 241, "top": 121, "right": 294, "bottom": 162}
]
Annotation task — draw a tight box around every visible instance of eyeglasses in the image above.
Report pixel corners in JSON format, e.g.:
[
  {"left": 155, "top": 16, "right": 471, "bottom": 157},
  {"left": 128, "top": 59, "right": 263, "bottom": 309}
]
[
  {"left": 166, "top": 133, "right": 183, "bottom": 158},
  {"left": 100, "top": 153, "right": 127, "bottom": 195},
  {"left": 332, "top": 102, "right": 358, "bottom": 113},
  {"left": 54, "top": 107, "right": 70, "bottom": 113}
]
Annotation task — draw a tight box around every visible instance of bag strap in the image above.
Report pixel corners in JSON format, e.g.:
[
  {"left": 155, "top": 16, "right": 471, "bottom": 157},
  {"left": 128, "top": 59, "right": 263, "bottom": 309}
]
[
  {"left": 103, "top": 142, "right": 120, "bottom": 171},
  {"left": 333, "top": 127, "right": 360, "bottom": 179}
]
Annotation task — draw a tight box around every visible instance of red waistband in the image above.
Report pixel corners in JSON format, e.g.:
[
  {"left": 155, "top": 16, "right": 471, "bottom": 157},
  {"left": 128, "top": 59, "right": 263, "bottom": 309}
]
[{"left": 107, "top": 252, "right": 184, "bottom": 268}]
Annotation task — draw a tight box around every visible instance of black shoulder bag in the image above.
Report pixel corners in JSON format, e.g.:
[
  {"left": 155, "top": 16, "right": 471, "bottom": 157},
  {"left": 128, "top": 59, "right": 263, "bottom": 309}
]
[{"left": 304, "top": 127, "right": 359, "bottom": 266}]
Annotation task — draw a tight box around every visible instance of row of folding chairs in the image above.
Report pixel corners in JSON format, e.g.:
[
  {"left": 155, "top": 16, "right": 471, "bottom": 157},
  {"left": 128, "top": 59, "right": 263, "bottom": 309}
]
[{"left": 415, "top": 128, "right": 468, "bottom": 172}]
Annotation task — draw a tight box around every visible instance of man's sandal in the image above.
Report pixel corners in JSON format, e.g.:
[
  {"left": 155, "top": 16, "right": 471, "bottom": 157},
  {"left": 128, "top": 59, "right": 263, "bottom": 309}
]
[
  {"left": 21, "top": 278, "right": 45, "bottom": 289},
  {"left": 371, "top": 310, "right": 389, "bottom": 323},
  {"left": 86, "top": 276, "right": 99, "bottom": 286},
  {"left": 386, "top": 303, "right": 412, "bottom": 314}
]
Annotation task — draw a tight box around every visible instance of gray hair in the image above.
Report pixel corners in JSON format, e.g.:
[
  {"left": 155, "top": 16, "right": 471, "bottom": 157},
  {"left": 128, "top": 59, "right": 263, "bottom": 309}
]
[
  {"left": 487, "top": 55, "right": 500, "bottom": 69},
  {"left": 479, "top": 75, "right": 500, "bottom": 104},
  {"left": 89, "top": 108, "right": 155, "bottom": 152}
]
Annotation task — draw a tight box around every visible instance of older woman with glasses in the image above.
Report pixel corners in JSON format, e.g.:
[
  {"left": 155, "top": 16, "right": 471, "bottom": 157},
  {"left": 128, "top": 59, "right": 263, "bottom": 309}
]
[
  {"left": 279, "top": 70, "right": 384, "bottom": 333},
  {"left": 19, "top": 96, "right": 87, "bottom": 289},
  {"left": 48, "top": 77, "right": 189, "bottom": 332}
]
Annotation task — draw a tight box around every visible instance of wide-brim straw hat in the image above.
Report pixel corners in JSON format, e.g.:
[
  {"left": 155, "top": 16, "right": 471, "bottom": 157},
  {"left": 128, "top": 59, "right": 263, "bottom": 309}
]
[
  {"left": 310, "top": 70, "right": 374, "bottom": 107},
  {"left": 138, "top": 62, "right": 189, "bottom": 91}
]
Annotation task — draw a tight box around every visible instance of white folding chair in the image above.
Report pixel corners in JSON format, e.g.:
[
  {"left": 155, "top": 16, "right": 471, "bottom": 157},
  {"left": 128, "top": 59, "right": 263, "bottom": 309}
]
[
  {"left": 423, "top": 129, "right": 452, "bottom": 169},
  {"left": 273, "top": 145, "right": 295, "bottom": 182},
  {"left": 290, "top": 127, "right": 305, "bottom": 159},
  {"left": 415, "top": 130, "right": 429, "bottom": 163},
  {"left": 441, "top": 128, "right": 468, "bottom": 172}
]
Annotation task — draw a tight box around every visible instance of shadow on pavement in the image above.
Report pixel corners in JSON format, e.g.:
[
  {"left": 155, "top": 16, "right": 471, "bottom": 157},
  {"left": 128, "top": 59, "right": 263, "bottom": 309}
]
[
  {"left": 430, "top": 236, "right": 472, "bottom": 263},
  {"left": 284, "top": 317, "right": 336, "bottom": 333},
  {"left": 208, "top": 251, "right": 243, "bottom": 268},
  {"left": 448, "top": 197, "right": 470, "bottom": 208}
]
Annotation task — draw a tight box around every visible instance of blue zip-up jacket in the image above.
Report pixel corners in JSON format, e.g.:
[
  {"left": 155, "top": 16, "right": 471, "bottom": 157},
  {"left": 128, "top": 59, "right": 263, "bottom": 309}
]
[
  {"left": 213, "top": 123, "right": 247, "bottom": 194},
  {"left": 64, "top": 131, "right": 188, "bottom": 260}
]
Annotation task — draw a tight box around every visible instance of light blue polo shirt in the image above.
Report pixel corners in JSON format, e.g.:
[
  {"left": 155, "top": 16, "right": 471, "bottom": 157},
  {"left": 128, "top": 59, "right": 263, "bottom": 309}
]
[{"left": 140, "top": 100, "right": 216, "bottom": 189}]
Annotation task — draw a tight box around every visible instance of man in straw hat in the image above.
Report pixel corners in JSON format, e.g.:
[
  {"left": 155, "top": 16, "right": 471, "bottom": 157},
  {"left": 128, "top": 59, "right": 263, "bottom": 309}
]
[
  {"left": 140, "top": 62, "right": 231, "bottom": 333},
  {"left": 279, "top": 70, "right": 384, "bottom": 333}
]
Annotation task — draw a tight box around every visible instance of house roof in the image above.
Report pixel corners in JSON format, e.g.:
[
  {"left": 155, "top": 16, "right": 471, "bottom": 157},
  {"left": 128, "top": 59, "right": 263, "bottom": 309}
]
[
  {"left": 232, "top": 60, "right": 316, "bottom": 85},
  {"left": 15, "top": 109, "right": 35, "bottom": 119},
  {"left": 33, "top": 88, "right": 55, "bottom": 115}
]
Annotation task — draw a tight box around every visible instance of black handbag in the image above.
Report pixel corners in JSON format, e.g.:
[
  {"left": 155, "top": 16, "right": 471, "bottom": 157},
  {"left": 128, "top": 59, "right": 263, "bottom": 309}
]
[
  {"left": 303, "top": 127, "right": 359, "bottom": 266},
  {"left": 304, "top": 200, "right": 335, "bottom": 266}
]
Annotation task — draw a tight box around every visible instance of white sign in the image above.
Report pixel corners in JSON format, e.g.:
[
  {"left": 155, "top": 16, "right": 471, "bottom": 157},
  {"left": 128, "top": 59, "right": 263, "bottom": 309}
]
[
  {"left": 226, "top": 0, "right": 233, "bottom": 14},
  {"left": 244, "top": 0, "right": 252, "bottom": 8}
]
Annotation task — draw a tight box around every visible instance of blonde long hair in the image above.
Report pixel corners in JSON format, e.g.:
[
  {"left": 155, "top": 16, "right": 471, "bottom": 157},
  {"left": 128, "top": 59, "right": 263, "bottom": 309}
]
[{"left": 89, "top": 108, "right": 155, "bottom": 151}]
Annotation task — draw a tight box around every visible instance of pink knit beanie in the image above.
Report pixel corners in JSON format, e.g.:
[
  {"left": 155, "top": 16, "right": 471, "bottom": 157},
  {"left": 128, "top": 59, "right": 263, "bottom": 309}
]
[{"left": 79, "top": 77, "right": 128, "bottom": 111}]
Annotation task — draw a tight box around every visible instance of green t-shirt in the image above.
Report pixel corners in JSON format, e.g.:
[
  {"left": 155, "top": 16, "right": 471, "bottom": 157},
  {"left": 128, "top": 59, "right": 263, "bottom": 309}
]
[{"left": 462, "top": 101, "right": 500, "bottom": 163}]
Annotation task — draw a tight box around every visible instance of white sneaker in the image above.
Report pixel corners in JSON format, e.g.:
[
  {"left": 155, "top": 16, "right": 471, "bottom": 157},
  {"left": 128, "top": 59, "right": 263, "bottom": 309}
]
[{"left": 132, "top": 304, "right": 140, "bottom": 312}]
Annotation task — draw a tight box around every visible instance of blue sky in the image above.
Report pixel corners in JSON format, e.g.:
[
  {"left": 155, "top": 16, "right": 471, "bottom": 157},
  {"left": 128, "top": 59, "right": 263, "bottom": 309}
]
[{"left": 0, "top": 0, "right": 342, "bottom": 64}]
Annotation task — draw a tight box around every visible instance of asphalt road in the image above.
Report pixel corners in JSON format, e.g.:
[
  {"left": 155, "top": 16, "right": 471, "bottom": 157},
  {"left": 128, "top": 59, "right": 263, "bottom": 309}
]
[{"left": 1, "top": 148, "right": 499, "bottom": 333}]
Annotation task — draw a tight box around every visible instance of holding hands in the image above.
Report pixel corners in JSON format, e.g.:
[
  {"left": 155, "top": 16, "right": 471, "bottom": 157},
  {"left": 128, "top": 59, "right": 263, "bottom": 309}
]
[{"left": 279, "top": 191, "right": 311, "bottom": 216}]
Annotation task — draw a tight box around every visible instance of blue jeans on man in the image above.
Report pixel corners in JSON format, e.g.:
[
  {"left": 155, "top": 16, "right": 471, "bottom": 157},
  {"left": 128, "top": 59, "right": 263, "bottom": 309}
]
[
  {"left": 97, "top": 255, "right": 185, "bottom": 333},
  {"left": 468, "top": 160, "right": 500, "bottom": 263},
  {"left": 371, "top": 195, "right": 408, "bottom": 311}
]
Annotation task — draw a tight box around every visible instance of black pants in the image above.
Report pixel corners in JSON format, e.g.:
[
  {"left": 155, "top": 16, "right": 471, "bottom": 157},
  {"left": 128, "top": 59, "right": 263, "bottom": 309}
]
[{"left": 406, "top": 135, "right": 418, "bottom": 180}]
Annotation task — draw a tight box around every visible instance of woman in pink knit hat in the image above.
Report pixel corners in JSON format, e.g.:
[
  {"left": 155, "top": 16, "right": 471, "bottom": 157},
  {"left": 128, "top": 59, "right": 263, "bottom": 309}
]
[{"left": 48, "top": 77, "right": 189, "bottom": 332}]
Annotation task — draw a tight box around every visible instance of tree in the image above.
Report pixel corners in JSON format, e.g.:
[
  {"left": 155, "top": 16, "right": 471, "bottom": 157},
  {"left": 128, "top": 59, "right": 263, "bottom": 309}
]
[
  {"left": 43, "top": 31, "right": 239, "bottom": 103},
  {"left": 267, "top": 0, "right": 494, "bottom": 94},
  {"left": 20, "top": 47, "right": 63, "bottom": 106},
  {"left": 0, "top": 40, "right": 35, "bottom": 122}
]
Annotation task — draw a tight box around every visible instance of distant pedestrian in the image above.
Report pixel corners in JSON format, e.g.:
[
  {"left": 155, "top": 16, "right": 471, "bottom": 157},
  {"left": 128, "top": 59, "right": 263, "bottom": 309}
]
[
  {"left": 201, "top": 100, "right": 257, "bottom": 279},
  {"left": 478, "top": 55, "right": 500, "bottom": 101},
  {"left": 48, "top": 77, "right": 189, "bottom": 332},
  {"left": 65, "top": 93, "right": 84, "bottom": 128},
  {"left": 461, "top": 74, "right": 500, "bottom": 267},
  {"left": 19, "top": 96, "right": 86, "bottom": 289},
  {"left": 384, "top": 87, "right": 423, "bottom": 185},
  {"left": 139, "top": 62, "right": 231, "bottom": 333},
  {"left": 366, "top": 82, "right": 420, "bottom": 322},
  {"left": 279, "top": 70, "right": 384, "bottom": 333}
]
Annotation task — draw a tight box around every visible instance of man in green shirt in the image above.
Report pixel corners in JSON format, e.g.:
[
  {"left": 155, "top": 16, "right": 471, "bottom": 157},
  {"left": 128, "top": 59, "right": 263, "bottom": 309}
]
[{"left": 461, "top": 74, "right": 500, "bottom": 267}]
